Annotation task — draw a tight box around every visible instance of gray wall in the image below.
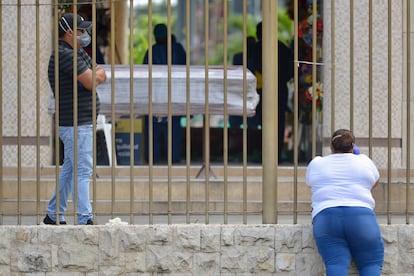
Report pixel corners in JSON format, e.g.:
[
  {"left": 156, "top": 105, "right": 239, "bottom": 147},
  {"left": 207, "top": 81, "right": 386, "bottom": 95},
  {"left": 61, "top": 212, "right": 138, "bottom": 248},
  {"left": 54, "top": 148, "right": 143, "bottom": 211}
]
[
  {"left": 0, "top": 224, "right": 413, "bottom": 275},
  {"left": 323, "top": 1, "right": 406, "bottom": 169}
]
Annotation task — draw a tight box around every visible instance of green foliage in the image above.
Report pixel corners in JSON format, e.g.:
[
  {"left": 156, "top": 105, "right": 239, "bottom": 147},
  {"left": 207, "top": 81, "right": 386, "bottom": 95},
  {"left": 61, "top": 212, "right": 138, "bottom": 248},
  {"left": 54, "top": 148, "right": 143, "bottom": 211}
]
[
  {"left": 129, "top": 14, "right": 176, "bottom": 64},
  {"left": 278, "top": 8, "right": 294, "bottom": 47},
  {"left": 129, "top": 7, "right": 293, "bottom": 65},
  {"left": 208, "top": 8, "right": 293, "bottom": 65}
]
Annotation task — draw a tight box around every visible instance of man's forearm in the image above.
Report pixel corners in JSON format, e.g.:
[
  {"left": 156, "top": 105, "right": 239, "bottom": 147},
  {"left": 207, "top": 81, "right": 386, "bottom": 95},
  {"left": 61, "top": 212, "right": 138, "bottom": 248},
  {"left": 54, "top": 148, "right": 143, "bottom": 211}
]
[{"left": 95, "top": 66, "right": 107, "bottom": 85}]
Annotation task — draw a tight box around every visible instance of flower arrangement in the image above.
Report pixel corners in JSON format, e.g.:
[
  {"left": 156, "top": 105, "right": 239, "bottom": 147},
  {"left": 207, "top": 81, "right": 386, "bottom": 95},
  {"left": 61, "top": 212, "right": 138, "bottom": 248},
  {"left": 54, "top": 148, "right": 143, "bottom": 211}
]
[
  {"left": 298, "top": 15, "right": 323, "bottom": 49},
  {"left": 304, "top": 82, "right": 323, "bottom": 112},
  {"left": 297, "top": 10, "right": 324, "bottom": 115}
]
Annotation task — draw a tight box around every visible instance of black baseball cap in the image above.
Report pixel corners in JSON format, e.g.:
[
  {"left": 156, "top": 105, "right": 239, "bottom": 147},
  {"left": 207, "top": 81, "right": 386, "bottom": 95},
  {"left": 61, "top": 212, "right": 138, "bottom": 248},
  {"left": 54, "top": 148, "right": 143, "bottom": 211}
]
[{"left": 59, "top": 13, "right": 91, "bottom": 35}]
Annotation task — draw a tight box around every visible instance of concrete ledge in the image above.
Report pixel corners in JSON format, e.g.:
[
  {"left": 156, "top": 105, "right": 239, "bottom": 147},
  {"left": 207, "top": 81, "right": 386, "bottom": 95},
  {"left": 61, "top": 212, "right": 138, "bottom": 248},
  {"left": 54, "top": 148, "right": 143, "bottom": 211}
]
[{"left": 0, "top": 224, "right": 412, "bottom": 274}]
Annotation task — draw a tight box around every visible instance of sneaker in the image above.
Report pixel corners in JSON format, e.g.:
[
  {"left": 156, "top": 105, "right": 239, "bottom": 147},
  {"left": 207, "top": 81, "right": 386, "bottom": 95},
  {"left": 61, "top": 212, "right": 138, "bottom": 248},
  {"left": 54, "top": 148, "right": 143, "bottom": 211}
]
[
  {"left": 43, "top": 215, "right": 67, "bottom": 225},
  {"left": 86, "top": 219, "right": 94, "bottom": 225}
]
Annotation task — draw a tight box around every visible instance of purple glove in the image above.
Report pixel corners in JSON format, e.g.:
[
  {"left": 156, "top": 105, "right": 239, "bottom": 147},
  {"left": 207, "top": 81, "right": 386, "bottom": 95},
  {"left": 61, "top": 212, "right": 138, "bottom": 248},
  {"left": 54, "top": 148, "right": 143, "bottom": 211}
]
[{"left": 353, "top": 144, "right": 360, "bottom": 155}]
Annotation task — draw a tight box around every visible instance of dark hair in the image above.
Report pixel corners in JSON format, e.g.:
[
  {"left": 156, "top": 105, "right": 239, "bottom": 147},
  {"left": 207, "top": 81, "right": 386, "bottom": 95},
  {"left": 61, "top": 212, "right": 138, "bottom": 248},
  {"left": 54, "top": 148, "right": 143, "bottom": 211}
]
[
  {"left": 154, "top": 23, "right": 167, "bottom": 39},
  {"left": 331, "top": 129, "right": 355, "bottom": 153}
]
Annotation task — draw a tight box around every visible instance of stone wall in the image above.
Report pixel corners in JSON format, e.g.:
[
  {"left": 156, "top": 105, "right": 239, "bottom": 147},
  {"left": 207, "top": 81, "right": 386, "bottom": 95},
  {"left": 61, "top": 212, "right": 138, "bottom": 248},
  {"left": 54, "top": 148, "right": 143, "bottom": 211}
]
[{"left": 0, "top": 224, "right": 412, "bottom": 275}]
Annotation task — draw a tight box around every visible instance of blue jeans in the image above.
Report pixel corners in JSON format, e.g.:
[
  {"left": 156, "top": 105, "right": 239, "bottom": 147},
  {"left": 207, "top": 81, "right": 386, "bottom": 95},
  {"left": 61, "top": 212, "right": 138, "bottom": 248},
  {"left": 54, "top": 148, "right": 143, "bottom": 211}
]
[
  {"left": 46, "top": 125, "right": 93, "bottom": 224},
  {"left": 313, "top": 207, "right": 384, "bottom": 276}
]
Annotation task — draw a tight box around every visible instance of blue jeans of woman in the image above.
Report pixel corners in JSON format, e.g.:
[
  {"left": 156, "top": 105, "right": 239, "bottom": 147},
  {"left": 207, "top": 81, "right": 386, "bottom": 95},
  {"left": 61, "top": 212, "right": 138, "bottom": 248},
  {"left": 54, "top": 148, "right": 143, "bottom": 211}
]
[
  {"left": 312, "top": 206, "right": 384, "bottom": 276},
  {"left": 46, "top": 125, "right": 93, "bottom": 224}
]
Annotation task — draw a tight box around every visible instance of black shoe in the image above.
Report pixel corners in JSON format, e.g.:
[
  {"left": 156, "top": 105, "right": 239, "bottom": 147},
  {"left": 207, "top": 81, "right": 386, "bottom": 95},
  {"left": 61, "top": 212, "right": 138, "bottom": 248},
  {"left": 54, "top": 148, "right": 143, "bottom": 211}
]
[
  {"left": 43, "top": 215, "right": 67, "bottom": 225},
  {"left": 86, "top": 219, "right": 94, "bottom": 225}
]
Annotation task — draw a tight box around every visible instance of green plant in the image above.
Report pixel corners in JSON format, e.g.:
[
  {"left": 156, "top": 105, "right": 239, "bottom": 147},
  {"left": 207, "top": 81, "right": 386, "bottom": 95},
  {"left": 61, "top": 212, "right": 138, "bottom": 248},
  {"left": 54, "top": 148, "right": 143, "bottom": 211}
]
[
  {"left": 128, "top": 7, "right": 293, "bottom": 66},
  {"left": 129, "top": 14, "right": 177, "bottom": 64}
]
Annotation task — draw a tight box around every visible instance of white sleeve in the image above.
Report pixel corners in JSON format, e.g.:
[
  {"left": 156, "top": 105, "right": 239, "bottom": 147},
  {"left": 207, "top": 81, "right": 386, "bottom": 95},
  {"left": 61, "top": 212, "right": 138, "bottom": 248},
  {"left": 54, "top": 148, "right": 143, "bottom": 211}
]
[
  {"left": 360, "top": 154, "right": 380, "bottom": 182},
  {"left": 306, "top": 156, "right": 323, "bottom": 186}
]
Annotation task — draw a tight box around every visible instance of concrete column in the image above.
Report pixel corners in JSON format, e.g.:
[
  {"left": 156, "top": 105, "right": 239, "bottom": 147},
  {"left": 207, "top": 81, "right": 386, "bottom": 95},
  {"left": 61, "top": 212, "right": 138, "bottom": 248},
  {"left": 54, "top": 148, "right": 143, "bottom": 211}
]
[
  {"left": 261, "top": 0, "right": 278, "bottom": 224},
  {"left": 107, "top": 0, "right": 127, "bottom": 64}
]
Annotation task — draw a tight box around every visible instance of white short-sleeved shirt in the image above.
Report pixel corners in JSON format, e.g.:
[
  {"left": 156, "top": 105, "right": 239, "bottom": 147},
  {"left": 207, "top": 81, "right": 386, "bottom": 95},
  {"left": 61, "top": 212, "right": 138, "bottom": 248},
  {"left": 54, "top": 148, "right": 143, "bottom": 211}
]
[{"left": 306, "top": 153, "right": 380, "bottom": 218}]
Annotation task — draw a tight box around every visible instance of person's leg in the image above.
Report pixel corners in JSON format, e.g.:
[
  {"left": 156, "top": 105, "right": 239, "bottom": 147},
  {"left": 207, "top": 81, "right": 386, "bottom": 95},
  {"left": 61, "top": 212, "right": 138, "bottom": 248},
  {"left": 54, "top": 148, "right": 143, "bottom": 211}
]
[
  {"left": 278, "top": 107, "right": 286, "bottom": 162},
  {"left": 76, "top": 125, "right": 94, "bottom": 224},
  {"left": 153, "top": 118, "right": 162, "bottom": 163},
  {"left": 312, "top": 207, "right": 351, "bottom": 276},
  {"left": 229, "top": 115, "right": 243, "bottom": 129},
  {"left": 144, "top": 116, "right": 150, "bottom": 162},
  {"left": 343, "top": 207, "right": 384, "bottom": 276},
  {"left": 46, "top": 127, "right": 74, "bottom": 223},
  {"left": 171, "top": 116, "right": 182, "bottom": 163},
  {"left": 144, "top": 116, "right": 161, "bottom": 163}
]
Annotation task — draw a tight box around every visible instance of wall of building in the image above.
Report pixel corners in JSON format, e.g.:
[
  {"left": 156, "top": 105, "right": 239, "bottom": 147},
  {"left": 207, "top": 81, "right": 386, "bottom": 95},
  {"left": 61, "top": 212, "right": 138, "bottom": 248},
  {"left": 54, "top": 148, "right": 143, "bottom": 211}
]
[
  {"left": 402, "top": 0, "right": 414, "bottom": 167},
  {"left": 1, "top": 0, "right": 53, "bottom": 166},
  {"left": 323, "top": 1, "right": 405, "bottom": 169},
  {"left": 0, "top": 224, "right": 412, "bottom": 274}
]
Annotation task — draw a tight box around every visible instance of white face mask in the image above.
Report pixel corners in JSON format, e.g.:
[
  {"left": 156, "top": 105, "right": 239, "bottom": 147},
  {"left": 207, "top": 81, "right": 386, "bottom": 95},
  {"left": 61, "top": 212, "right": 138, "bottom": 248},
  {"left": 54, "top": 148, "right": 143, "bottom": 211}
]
[
  {"left": 78, "top": 31, "right": 91, "bottom": 47},
  {"left": 59, "top": 16, "right": 91, "bottom": 47}
]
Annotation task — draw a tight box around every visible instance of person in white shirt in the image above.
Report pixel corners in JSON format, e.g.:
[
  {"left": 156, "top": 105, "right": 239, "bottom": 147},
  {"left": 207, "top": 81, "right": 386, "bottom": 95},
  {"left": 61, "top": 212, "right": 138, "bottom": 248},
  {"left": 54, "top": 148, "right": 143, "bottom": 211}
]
[{"left": 306, "top": 128, "right": 384, "bottom": 276}]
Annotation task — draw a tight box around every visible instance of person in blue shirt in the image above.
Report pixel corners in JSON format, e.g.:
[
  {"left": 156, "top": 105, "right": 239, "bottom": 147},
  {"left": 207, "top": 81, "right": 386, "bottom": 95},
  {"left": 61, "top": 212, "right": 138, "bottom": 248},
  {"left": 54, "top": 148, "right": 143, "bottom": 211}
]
[{"left": 143, "top": 23, "right": 186, "bottom": 163}]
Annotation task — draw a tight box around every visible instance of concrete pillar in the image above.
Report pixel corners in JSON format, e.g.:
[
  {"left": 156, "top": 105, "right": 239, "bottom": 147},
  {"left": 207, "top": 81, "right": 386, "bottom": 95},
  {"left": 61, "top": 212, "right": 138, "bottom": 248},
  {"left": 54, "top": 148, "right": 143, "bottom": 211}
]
[{"left": 261, "top": 0, "right": 278, "bottom": 224}]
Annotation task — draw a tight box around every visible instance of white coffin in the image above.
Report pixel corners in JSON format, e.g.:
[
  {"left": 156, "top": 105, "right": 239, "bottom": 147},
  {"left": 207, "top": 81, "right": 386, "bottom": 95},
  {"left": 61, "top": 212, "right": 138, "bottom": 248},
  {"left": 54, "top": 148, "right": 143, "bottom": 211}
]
[{"left": 96, "top": 64, "right": 259, "bottom": 116}]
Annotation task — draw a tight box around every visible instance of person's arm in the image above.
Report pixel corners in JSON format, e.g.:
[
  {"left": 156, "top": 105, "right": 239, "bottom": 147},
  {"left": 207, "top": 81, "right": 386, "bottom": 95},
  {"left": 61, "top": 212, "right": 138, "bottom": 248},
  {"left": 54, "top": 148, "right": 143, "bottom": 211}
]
[{"left": 77, "top": 65, "right": 107, "bottom": 91}]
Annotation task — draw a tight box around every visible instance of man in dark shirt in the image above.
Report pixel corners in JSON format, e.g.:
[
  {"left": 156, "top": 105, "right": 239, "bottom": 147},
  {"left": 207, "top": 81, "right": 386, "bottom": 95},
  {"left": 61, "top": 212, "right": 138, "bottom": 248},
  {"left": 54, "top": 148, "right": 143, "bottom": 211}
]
[
  {"left": 143, "top": 23, "right": 186, "bottom": 163},
  {"left": 44, "top": 13, "right": 106, "bottom": 225},
  {"left": 232, "top": 36, "right": 256, "bottom": 72}
]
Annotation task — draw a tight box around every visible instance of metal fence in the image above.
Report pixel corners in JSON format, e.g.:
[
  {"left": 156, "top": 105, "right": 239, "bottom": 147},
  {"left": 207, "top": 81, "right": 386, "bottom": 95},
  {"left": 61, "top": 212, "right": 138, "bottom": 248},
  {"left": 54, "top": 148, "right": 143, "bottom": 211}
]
[{"left": 0, "top": 0, "right": 413, "bottom": 225}]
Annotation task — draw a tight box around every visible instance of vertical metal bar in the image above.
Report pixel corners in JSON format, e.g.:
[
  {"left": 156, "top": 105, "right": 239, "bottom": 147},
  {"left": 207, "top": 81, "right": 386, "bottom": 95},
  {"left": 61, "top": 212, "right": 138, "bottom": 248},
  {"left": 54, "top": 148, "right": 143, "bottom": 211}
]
[
  {"left": 330, "top": 0, "right": 336, "bottom": 133},
  {"left": 311, "top": 0, "right": 317, "bottom": 158},
  {"left": 368, "top": 0, "right": 373, "bottom": 157},
  {"left": 110, "top": 0, "right": 116, "bottom": 220},
  {"left": 293, "top": 0, "right": 299, "bottom": 224},
  {"left": 350, "top": 0, "right": 355, "bottom": 130},
  {"left": 222, "top": 0, "right": 229, "bottom": 225},
  {"left": 91, "top": 0, "right": 98, "bottom": 225},
  {"left": 53, "top": 2, "right": 61, "bottom": 225},
  {"left": 0, "top": 0, "right": 3, "bottom": 225},
  {"left": 387, "top": 0, "right": 392, "bottom": 225},
  {"left": 129, "top": 0, "right": 135, "bottom": 225},
  {"left": 204, "top": 0, "right": 210, "bottom": 224},
  {"left": 17, "top": 0, "right": 22, "bottom": 225},
  {"left": 73, "top": 2, "right": 79, "bottom": 224},
  {"left": 241, "top": 0, "right": 248, "bottom": 225},
  {"left": 35, "top": 0, "right": 41, "bottom": 224},
  {"left": 262, "top": 0, "right": 278, "bottom": 224},
  {"left": 167, "top": 0, "right": 172, "bottom": 224},
  {"left": 185, "top": 0, "right": 191, "bottom": 224},
  {"left": 406, "top": 0, "right": 411, "bottom": 225},
  {"left": 148, "top": 0, "right": 154, "bottom": 225}
]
